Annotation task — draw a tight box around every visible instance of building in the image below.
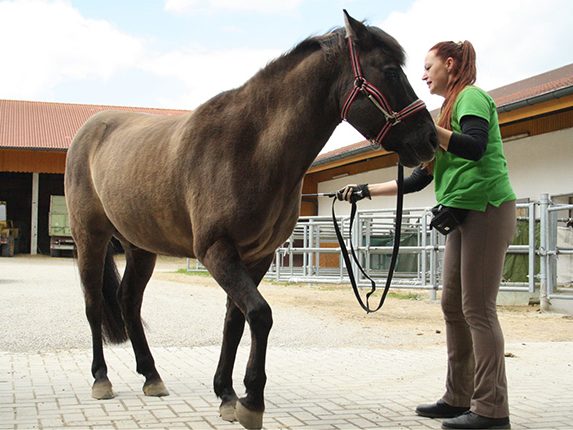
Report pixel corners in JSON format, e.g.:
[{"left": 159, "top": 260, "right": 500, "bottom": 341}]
[
  {"left": 302, "top": 63, "right": 573, "bottom": 216},
  {"left": 1, "top": 63, "right": 572, "bottom": 254},
  {"left": 0, "top": 101, "right": 188, "bottom": 254}
]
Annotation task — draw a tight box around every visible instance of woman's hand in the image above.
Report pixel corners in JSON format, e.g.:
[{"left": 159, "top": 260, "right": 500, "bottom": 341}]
[{"left": 336, "top": 184, "right": 371, "bottom": 203}]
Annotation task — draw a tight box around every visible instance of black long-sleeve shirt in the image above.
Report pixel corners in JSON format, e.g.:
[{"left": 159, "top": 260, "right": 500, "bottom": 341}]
[{"left": 402, "top": 115, "right": 489, "bottom": 194}]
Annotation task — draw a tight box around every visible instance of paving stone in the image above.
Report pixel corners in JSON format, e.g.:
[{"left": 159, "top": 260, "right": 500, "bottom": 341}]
[{"left": 2, "top": 257, "right": 573, "bottom": 429}]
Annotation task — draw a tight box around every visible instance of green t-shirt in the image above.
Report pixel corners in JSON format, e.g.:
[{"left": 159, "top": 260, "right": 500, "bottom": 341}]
[{"left": 434, "top": 86, "right": 516, "bottom": 211}]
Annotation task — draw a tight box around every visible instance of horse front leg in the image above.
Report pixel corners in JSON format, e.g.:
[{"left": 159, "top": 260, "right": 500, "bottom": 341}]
[
  {"left": 215, "top": 255, "right": 274, "bottom": 423},
  {"left": 203, "top": 239, "right": 273, "bottom": 430},
  {"left": 215, "top": 297, "right": 245, "bottom": 421}
]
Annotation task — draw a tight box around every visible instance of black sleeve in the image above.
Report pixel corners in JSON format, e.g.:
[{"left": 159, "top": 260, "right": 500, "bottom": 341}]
[
  {"left": 401, "top": 166, "right": 433, "bottom": 194},
  {"left": 447, "top": 115, "right": 489, "bottom": 161}
]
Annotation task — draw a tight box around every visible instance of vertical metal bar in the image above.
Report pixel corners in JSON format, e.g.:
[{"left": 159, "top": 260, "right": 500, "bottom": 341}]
[
  {"left": 420, "top": 211, "right": 428, "bottom": 288},
  {"left": 548, "top": 204, "right": 558, "bottom": 298},
  {"left": 539, "top": 193, "right": 550, "bottom": 311},
  {"left": 365, "top": 213, "right": 371, "bottom": 278},
  {"left": 275, "top": 250, "right": 280, "bottom": 281},
  {"left": 289, "top": 238, "right": 294, "bottom": 279},
  {"left": 430, "top": 226, "right": 438, "bottom": 300},
  {"left": 303, "top": 224, "right": 308, "bottom": 277},
  {"left": 339, "top": 215, "right": 344, "bottom": 282},
  {"left": 352, "top": 211, "right": 361, "bottom": 284},
  {"left": 528, "top": 202, "right": 536, "bottom": 294},
  {"left": 311, "top": 221, "right": 317, "bottom": 277}
]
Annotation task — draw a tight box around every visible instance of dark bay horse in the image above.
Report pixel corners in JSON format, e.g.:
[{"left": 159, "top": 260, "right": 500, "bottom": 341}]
[{"left": 65, "top": 11, "right": 437, "bottom": 429}]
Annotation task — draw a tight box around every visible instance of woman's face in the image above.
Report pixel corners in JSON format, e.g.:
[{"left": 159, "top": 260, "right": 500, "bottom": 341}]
[{"left": 422, "top": 50, "right": 453, "bottom": 97}]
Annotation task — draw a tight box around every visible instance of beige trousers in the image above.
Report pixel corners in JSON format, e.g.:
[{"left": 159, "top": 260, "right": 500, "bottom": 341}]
[{"left": 440, "top": 200, "right": 516, "bottom": 419}]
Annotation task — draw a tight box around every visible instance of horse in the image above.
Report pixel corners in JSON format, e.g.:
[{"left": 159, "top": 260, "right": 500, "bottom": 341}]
[{"left": 64, "top": 11, "right": 437, "bottom": 430}]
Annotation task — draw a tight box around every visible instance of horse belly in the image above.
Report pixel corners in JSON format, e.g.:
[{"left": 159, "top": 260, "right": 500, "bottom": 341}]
[
  {"left": 236, "top": 203, "right": 300, "bottom": 265},
  {"left": 100, "top": 193, "right": 196, "bottom": 258}
]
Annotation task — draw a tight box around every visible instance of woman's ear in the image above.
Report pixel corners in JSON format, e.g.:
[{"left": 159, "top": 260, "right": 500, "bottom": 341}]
[{"left": 445, "top": 57, "right": 455, "bottom": 73}]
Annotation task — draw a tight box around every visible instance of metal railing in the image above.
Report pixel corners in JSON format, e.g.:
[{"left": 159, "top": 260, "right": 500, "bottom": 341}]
[
  {"left": 267, "top": 196, "right": 573, "bottom": 303},
  {"left": 187, "top": 194, "right": 573, "bottom": 305},
  {"left": 538, "top": 193, "right": 573, "bottom": 308}
]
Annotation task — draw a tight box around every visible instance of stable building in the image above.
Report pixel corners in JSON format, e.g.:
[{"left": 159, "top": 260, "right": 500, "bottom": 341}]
[
  {"left": 1, "top": 63, "right": 572, "bottom": 255},
  {"left": 0, "top": 101, "right": 188, "bottom": 255}
]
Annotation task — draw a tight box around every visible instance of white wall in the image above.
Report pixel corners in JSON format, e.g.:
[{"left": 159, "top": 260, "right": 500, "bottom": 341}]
[
  {"left": 317, "top": 127, "right": 573, "bottom": 217},
  {"left": 504, "top": 128, "right": 573, "bottom": 200}
]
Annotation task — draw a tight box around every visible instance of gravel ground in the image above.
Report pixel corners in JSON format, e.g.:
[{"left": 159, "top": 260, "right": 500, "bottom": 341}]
[{"left": 1, "top": 254, "right": 572, "bottom": 354}]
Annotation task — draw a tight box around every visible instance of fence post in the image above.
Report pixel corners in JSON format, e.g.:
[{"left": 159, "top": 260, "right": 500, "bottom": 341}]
[
  {"left": 430, "top": 225, "right": 439, "bottom": 299},
  {"left": 528, "top": 201, "right": 536, "bottom": 294},
  {"left": 421, "top": 211, "right": 428, "bottom": 291},
  {"left": 539, "top": 193, "right": 551, "bottom": 311}
]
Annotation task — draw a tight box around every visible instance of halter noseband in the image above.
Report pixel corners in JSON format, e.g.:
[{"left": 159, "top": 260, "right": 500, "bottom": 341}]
[{"left": 341, "top": 37, "right": 427, "bottom": 147}]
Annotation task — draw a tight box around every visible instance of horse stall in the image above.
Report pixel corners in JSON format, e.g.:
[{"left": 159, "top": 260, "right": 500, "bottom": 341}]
[{"left": 0, "top": 171, "right": 66, "bottom": 255}]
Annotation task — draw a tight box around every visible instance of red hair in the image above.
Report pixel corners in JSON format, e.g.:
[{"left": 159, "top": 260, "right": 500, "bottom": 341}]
[{"left": 431, "top": 40, "right": 477, "bottom": 130}]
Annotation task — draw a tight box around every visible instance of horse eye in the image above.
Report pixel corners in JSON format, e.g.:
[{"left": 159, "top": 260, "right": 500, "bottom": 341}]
[{"left": 385, "top": 68, "right": 400, "bottom": 80}]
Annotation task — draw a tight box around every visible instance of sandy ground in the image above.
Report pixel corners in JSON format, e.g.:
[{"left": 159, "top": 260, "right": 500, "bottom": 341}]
[
  {"left": 1, "top": 254, "right": 571, "bottom": 354},
  {"left": 153, "top": 257, "right": 573, "bottom": 349}
]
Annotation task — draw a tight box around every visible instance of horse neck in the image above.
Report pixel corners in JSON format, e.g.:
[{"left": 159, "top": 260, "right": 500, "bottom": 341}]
[{"left": 247, "top": 48, "right": 348, "bottom": 184}]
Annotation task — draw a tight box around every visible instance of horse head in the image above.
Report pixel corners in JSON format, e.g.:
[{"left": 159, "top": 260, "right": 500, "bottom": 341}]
[{"left": 340, "top": 11, "right": 437, "bottom": 168}]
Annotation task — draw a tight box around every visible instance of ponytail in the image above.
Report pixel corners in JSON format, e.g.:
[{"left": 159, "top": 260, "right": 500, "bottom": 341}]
[{"left": 431, "top": 40, "right": 477, "bottom": 130}]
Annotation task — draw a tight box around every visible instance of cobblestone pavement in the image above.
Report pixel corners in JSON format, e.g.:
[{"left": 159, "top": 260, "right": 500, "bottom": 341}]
[
  {"left": 2, "top": 343, "right": 573, "bottom": 429},
  {"left": 1, "top": 256, "right": 572, "bottom": 429}
]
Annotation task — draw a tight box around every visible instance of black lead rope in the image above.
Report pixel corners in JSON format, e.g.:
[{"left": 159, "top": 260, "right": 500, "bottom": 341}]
[{"left": 331, "top": 164, "right": 404, "bottom": 313}]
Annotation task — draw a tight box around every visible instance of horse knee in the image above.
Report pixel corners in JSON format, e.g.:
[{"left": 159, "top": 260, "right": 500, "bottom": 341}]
[{"left": 246, "top": 302, "right": 273, "bottom": 335}]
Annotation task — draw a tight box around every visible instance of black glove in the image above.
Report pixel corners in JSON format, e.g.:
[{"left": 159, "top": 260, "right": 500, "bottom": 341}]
[{"left": 336, "top": 184, "right": 371, "bottom": 203}]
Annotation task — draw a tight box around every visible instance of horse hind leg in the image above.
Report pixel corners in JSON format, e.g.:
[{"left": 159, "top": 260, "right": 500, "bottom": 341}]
[
  {"left": 119, "top": 245, "right": 168, "bottom": 397},
  {"left": 203, "top": 239, "right": 273, "bottom": 430},
  {"left": 76, "top": 233, "right": 126, "bottom": 400}
]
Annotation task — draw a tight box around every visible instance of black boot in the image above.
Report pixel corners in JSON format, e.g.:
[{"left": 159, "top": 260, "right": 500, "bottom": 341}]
[
  {"left": 441, "top": 411, "right": 511, "bottom": 429},
  {"left": 416, "top": 399, "right": 469, "bottom": 418}
]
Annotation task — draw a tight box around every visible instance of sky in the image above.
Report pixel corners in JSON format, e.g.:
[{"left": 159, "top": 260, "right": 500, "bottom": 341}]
[{"left": 1, "top": 0, "right": 572, "bottom": 153}]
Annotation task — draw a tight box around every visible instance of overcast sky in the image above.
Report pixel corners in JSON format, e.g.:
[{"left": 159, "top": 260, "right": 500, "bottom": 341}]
[{"left": 1, "top": 0, "right": 572, "bottom": 153}]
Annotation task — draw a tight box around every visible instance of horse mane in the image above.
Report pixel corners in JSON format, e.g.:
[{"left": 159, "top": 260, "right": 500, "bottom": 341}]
[
  {"left": 252, "top": 23, "right": 406, "bottom": 84},
  {"left": 195, "top": 22, "right": 407, "bottom": 111},
  {"left": 254, "top": 28, "right": 346, "bottom": 81}
]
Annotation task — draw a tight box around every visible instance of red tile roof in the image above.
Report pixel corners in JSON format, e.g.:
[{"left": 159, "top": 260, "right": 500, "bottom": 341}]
[
  {"left": 315, "top": 63, "right": 573, "bottom": 164},
  {"left": 0, "top": 99, "right": 189, "bottom": 151},
  {"left": 1, "top": 63, "right": 571, "bottom": 155},
  {"left": 489, "top": 63, "right": 573, "bottom": 108}
]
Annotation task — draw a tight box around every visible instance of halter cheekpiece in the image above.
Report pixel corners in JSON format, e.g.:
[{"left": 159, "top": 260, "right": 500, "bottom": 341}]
[{"left": 341, "top": 37, "right": 427, "bottom": 147}]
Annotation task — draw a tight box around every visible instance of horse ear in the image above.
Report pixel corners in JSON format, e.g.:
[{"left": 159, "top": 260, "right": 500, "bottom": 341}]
[{"left": 343, "top": 9, "right": 367, "bottom": 40}]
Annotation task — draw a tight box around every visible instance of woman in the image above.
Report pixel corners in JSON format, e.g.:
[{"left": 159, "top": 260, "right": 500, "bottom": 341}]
[{"left": 338, "top": 41, "right": 516, "bottom": 430}]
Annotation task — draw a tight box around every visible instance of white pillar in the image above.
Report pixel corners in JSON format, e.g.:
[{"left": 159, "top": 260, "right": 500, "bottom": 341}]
[{"left": 30, "top": 173, "right": 39, "bottom": 255}]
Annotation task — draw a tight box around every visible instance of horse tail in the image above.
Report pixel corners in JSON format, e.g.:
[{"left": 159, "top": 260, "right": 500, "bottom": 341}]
[{"left": 101, "top": 242, "right": 128, "bottom": 344}]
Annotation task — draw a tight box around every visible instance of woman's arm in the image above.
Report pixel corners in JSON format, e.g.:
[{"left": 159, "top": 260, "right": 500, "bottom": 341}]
[
  {"left": 337, "top": 165, "right": 434, "bottom": 201},
  {"left": 438, "top": 115, "right": 489, "bottom": 161}
]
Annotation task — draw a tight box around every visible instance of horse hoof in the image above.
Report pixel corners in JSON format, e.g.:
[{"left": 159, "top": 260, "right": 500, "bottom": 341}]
[
  {"left": 92, "top": 380, "right": 114, "bottom": 400},
  {"left": 235, "top": 400, "right": 263, "bottom": 430},
  {"left": 143, "top": 380, "right": 169, "bottom": 397},
  {"left": 219, "top": 400, "right": 237, "bottom": 422}
]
